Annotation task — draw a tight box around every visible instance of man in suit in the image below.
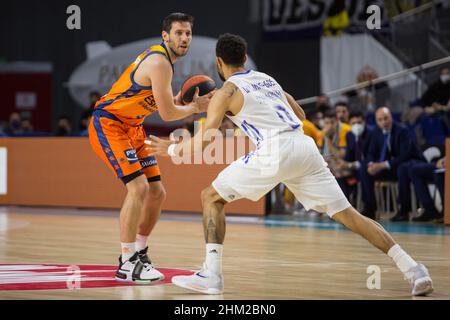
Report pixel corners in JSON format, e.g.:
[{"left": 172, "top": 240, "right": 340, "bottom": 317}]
[
  {"left": 361, "top": 107, "right": 424, "bottom": 221},
  {"left": 408, "top": 157, "right": 445, "bottom": 222},
  {"left": 336, "top": 111, "right": 373, "bottom": 217}
]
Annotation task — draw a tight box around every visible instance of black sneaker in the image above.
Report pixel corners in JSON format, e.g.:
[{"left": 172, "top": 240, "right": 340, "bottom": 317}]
[
  {"left": 138, "top": 246, "right": 165, "bottom": 281},
  {"left": 115, "top": 252, "right": 162, "bottom": 283},
  {"left": 390, "top": 212, "right": 409, "bottom": 222},
  {"left": 412, "top": 210, "right": 441, "bottom": 222}
]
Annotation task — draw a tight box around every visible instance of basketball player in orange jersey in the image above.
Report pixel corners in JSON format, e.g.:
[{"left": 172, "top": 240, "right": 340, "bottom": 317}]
[
  {"left": 88, "top": 13, "right": 213, "bottom": 283},
  {"left": 149, "top": 33, "right": 433, "bottom": 296}
]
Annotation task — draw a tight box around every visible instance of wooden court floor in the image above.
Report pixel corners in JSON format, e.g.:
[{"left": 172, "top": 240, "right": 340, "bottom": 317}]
[{"left": 0, "top": 207, "right": 449, "bottom": 300}]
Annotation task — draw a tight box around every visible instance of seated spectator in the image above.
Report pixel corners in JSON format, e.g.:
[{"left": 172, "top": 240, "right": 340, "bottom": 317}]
[
  {"left": 316, "top": 93, "right": 331, "bottom": 114},
  {"left": 420, "top": 66, "right": 450, "bottom": 108},
  {"left": 302, "top": 118, "right": 322, "bottom": 145},
  {"left": 335, "top": 111, "right": 373, "bottom": 215},
  {"left": 345, "top": 66, "right": 391, "bottom": 114},
  {"left": 5, "top": 112, "right": 23, "bottom": 135},
  {"left": 335, "top": 101, "right": 350, "bottom": 124},
  {"left": 20, "top": 116, "right": 34, "bottom": 133},
  {"left": 361, "top": 107, "right": 424, "bottom": 221},
  {"left": 89, "top": 91, "right": 102, "bottom": 109},
  {"left": 303, "top": 93, "right": 331, "bottom": 118},
  {"left": 308, "top": 110, "right": 324, "bottom": 130},
  {"left": 0, "top": 121, "right": 7, "bottom": 136},
  {"left": 415, "top": 102, "right": 449, "bottom": 148},
  {"left": 408, "top": 156, "right": 445, "bottom": 222},
  {"left": 318, "top": 110, "right": 351, "bottom": 191},
  {"left": 79, "top": 109, "right": 93, "bottom": 136},
  {"left": 55, "top": 116, "right": 73, "bottom": 136}
]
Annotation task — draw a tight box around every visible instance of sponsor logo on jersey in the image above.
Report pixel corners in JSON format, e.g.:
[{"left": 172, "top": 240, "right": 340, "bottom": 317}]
[{"left": 140, "top": 156, "right": 157, "bottom": 168}]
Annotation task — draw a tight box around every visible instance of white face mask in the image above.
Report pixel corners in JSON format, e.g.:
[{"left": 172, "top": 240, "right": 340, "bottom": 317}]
[
  {"left": 318, "top": 119, "right": 325, "bottom": 128},
  {"left": 441, "top": 75, "right": 450, "bottom": 83},
  {"left": 351, "top": 123, "right": 364, "bottom": 137}
]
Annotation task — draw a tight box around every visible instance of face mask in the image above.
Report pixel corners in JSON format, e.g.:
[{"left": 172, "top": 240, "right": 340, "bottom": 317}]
[
  {"left": 351, "top": 123, "right": 364, "bottom": 137},
  {"left": 441, "top": 75, "right": 450, "bottom": 83},
  {"left": 318, "top": 119, "right": 325, "bottom": 128}
]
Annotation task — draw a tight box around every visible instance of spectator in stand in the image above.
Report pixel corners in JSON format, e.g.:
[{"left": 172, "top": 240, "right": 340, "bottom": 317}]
[
  {"left": 316, "top": 93, "right": 331, "bottom": 114},
  {"left": 308, "top": 110, "right": 325, "bottom": 130},
  {"left": 55, "top": 116, "right": 73, "bottom": 136},
  {"left": 20, "top": 117, "right": 34, "bottom": 133},
  {"left": 336, "top": 111, "right": 373, "bottom": 216},
  {"left": 89, "top": 91, "right": 102, "bottom": 109},
  {"left": 0, "top": 121, "right": 7, "bottom": 136},
  {"left": 335, "top": 101, "right": 350, "bottom": 124},
  {"left": 361, "top": 107, "right": 424, "bottom": 221},
  {"left": 79, "top": 109, "right": 93, "bottom": 136},
  {"left": 302, "top": 118, "right": 322, "bottom": 145},
  {"left": 345, "top": 66, "right": 391, "bottom": 114},
  {"left": 78, "top": 91, "right": 101, "bottom": 136},
  {"left": 415, "top": 103, "right": 449, "bottom": 149},
  {"left": 5, "top": 112, "right": 23, "bottom": 135},
  {"left": 318, "top": 110, "right": 351, "bottom": 192},
  {"left": 408, "top": 156, "right": 445, "bottom": 223},
  {"left": 420, "top": 66, "right": 450, "bottom": 108}
]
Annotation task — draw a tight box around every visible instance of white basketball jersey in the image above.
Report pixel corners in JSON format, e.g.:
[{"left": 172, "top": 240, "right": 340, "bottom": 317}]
[{"left": 225, "top": 70, "right": 303, "bottom": 147}]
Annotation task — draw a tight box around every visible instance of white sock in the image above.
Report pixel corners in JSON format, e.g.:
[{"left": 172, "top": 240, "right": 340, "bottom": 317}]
[
  {"left": 136, "top": 234, "right": 149, "bottom": 252},
  {"left": 121, "top": 242, "right": 136, "bottom": 261},
  {"left": 205, "top": 243, "right": 223, "bottom": 275},
  {"left": 388, "top": 244, "right": 418, "bottom": 273}
]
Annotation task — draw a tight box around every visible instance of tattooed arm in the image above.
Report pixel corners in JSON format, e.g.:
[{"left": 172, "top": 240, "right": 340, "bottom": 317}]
[{"left": 148, "top": 81, "right": 241, "bottom": 157}]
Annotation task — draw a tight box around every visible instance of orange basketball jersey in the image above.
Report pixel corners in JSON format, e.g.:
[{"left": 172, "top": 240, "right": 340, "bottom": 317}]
[{"left": 94, "top": 42, "right": 174, "bottom": 126}]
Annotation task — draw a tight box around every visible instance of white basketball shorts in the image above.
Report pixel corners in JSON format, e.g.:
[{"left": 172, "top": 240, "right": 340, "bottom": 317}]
[{"left": 212, "top": 131, "right": 350, "bottom": 217}]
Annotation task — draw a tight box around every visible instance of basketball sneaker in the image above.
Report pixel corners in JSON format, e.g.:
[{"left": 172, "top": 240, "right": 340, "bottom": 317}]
[
  {"left": 404, "top": 263, "right": 434, "bottom": 296},
  {"left": 138, "top": 246, "right": 165, "bottom": 281},
  {"left": 171, "top": 263, "right": 224, "bottom": 295},
  {"left": 115, "top": 252, "right": 163, "bottom": 283}
]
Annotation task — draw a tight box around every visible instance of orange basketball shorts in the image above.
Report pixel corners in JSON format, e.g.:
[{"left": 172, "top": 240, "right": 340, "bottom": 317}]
[{"left": 88, "top": 110, "right": 161, "bottom": 183}]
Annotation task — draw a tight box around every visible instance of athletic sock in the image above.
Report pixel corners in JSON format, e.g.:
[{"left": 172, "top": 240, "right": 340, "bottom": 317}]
[
  {"left": 121, "top": 242, "right": 136, "bottom": 262},
  {"left": 388, "top": 244, "right": 418, "bottom": 273},
  {"left": 136, "top": 234, "right": 149, "bottom": 252},
  {"left": 205, "top": 243, "right": 223, "bottom": 275}
]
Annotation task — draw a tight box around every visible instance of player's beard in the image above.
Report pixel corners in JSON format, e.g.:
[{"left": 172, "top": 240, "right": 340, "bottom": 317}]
[
  {"left": 168, "top": 38, "right": 189, "bottom": 57},
  {"left": 216, "top": 62, "right": 226, "bottom": 82}
]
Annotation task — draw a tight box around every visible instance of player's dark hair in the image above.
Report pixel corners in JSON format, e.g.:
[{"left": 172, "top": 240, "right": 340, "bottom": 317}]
[
  {"left": 324, "top": 110, "right": 337, "bottom": 119},
  {"left": 349, "top": 110, "right": 364, "bottom": 120},
  {"left": 216, "top": 33, "right": 247, "bottom": 67},
  {"left": 334, "top": 101, "right": 348, "bottom": 109},
  {"left": 162, "top": 13, "right": 194, "bottom": 33}
]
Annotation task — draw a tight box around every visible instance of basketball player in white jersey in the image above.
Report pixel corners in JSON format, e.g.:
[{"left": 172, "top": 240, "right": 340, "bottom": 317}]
[{"left": 148, "top": 33, "right": 433, "bottom": 296}]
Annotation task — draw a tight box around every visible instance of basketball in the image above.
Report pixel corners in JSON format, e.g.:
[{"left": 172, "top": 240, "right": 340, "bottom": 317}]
[{"left": 180, "top": 75, "right": 216, "bottom": 104}]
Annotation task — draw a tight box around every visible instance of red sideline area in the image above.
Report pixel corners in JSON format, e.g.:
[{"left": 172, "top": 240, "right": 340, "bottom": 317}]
[{"left": 0, "top": 264, "right": 193, "bottom": 291}]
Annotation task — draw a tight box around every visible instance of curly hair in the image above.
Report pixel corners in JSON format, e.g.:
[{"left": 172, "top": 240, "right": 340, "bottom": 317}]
[{"left": 216, "top": 33, "right": 247, "bottom": 67}]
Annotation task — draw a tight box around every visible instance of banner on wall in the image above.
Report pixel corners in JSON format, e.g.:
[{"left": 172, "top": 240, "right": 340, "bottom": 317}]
[{"left": 262, "top": 0, "right": 388, "bottom": 36}]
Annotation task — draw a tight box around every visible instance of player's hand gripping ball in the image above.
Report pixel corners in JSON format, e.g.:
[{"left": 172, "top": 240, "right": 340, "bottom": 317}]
[{"left": 181, "top": 75, "right": 216, "bottom": 104}]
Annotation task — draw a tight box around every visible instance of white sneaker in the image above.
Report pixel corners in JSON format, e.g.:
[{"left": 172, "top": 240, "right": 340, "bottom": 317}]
[
  {"left": 115, "top": 252, "right": 163, "bottom": 284},
  {"left": 138, "top": 246, "right": 165, "bottom": 282},
  {"left": 171, "top": 263, "right": 224, "bottom": 295},
  {"left": 405, "top": 263, "right": 434, "bottom": 296}
]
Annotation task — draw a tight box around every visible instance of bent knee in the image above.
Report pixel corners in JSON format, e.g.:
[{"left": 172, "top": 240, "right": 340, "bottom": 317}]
[
  {"left": 127, "top": 177, "right": 149, "bottom": 200},
  {"left": 148, "top": 182, "right": 167, "bottom": 202},
  {"left": 201, "top": 185, "right": 223, "bottom": 204}
]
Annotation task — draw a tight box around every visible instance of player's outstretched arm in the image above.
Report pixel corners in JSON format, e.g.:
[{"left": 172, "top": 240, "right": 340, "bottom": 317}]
[
  {"left": 146, "top": 55, "right": 213, "bottom": 121},
  {"left": 147, "top": 82, "right": 233, "bottom": 157},
  {"left": 284, "top": 91, "right": 306, "bottom": 121}
]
